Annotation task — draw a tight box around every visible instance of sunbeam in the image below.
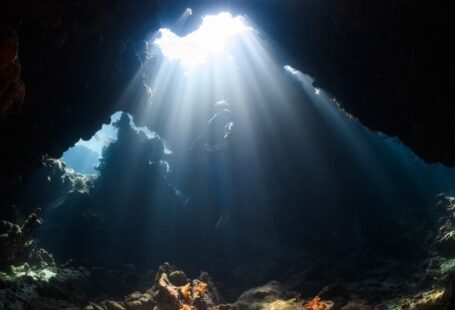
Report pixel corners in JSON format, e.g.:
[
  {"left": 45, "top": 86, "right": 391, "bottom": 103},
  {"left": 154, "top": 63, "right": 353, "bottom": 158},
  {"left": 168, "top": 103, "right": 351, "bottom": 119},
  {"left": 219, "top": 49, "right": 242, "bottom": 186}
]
[
  {"left": 4, "top": 3, "right": 455, "bottom": 309},
  {"left": 154, "top": 12, "right": 251, "bottom": 71}
]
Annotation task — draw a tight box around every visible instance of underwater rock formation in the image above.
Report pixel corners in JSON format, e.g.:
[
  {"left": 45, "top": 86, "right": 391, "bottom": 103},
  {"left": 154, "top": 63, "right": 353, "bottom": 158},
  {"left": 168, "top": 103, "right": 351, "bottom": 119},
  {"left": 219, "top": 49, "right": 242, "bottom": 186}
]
[
  {"left": 3, "top": 142, "right": 453, "bottom": 308},
  {"left": 0, "top": 1, "right": 454, "bottom": 309},
  {"left": 84, "top": 262, "right": 223, "bottom": 310},
  {"left": 85, "top": 263, "right": 324, "bottom": 310},
  {"left": 7, "top": 150, "right": 455, "bottom": 309},
  {"left": 4, "top": 124, "right": 184, "bottom": 265},
  {"left": 0, "top": 211, "right": 42, "bottom": 268},
  {"left": 0, "top": 28, "right": 24, "bottom": 120},
  {"left": 0, "top": 264, "right": 90, "bottom": 309},
  {"left": 430, "top": 194, "right": 455, "bottom": 257},
  {"left": 154, "top": 262, "right": 222, "bottom": 310},
  {"left": 0, "top": 0, "right": 160, "bottom": 180},
  {"left": 3, "top": 249, "right": 455, "bottom": 310},
  {"left": 0, "top": 0, "right": 453, "bottom": 196},
  {"left": 235, "top": 281, "right": 307, "bottom": 310}
]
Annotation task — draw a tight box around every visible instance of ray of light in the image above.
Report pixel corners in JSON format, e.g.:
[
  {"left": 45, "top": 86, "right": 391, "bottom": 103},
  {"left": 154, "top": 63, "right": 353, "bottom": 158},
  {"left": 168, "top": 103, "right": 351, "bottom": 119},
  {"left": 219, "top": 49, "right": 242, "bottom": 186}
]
[{"left": 58, "top": 9, "right": 455, "bottom": 259}]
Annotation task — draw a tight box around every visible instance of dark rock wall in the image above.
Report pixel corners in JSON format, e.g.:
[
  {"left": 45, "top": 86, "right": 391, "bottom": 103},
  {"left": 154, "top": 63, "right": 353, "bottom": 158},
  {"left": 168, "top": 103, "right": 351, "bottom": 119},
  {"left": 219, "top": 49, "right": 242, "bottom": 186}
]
[
  {"left": 178, "top": 0, "right": 455, "bottom": 165},
  {"left": 0, "top": 0, "right": 454, "bottom": 208},
  {"left": 0, "top": 0, "right": 159, "bottom": 179}
]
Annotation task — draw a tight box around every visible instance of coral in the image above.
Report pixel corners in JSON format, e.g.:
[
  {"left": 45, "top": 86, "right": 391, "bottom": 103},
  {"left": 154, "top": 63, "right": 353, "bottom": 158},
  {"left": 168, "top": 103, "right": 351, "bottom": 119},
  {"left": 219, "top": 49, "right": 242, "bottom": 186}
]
[
  {"left": 181, "top": 283, "right": 192, "bottom": 302},
  {"left": 198, "top": 272, "right": 223, "bottom": 305},
  {"left": 304, "top": 297, "right": 334, "bottom": 310},
  {"left": 148, "top": 264, "right": 221, "bottom": 310},
  {"left": 83, "top": 263, "right": 223, "bottom": 310},
  {"left": 157, "top": 274, "right": 213, "bottom": 310},
  {"left": 195, "top": 282, "right": 208, "bottom": 295},
  {"left": 156, "top": 272, "right": 181, "bottom": 310},
  {"left": 170, "top": 270, "right": 189, "bottom": 286},
  {"left": 4, "top": 263, "right": 57, "bottom": 282},
  {"left": 0, "top": 211, "right": 42, "bottom": 268}
]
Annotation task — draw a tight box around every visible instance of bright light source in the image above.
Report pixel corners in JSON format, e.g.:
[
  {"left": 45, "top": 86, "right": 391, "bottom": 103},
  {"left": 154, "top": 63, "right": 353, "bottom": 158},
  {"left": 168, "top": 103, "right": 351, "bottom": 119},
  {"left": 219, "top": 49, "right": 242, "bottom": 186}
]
[
  {"left": 186, "top": 8, "right": 193, "bottom": 15},
  {"left": 154, "top": 12, "right": 251, "bottom": 70}
]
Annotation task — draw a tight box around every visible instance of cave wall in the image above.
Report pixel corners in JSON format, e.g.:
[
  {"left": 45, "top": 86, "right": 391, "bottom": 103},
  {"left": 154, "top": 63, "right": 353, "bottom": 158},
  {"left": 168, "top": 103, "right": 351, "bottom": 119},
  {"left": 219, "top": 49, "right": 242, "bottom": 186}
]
[
  {"left": 179, "top": 0, "right": 455, "bottom": 165},
  {"left": 1, "top": 0, "right": 454, "bottom": 205},
  {"left": 0, "top": 0, "right": 159, "bottom": 178}
]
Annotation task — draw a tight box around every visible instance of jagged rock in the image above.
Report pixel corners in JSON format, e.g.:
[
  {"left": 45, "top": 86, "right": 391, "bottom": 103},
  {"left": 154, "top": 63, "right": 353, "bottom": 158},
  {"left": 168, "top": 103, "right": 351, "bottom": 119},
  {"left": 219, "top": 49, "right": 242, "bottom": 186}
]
[
  {"left": 124, "top": 291, "right": 154, "bottom": 310},
  {"left": 0, "top": 211, "right": 42, "bottom": 268},
  {"left": 156, "top": 273, "right": 180, "bottom": 310},
  {"left": 430, "top": 194, "right": 455, "bottom": 257},
  {"left": 237, "top": 281, "right": 285, "bottom": 303},
  {"left": 86, "top": 303, "right": 105, "bottom": 310},
  {"left": 235, "top": 281, "right": 287, "bottom": 309},
  {"left": 340, "top": 300, "right": 374, "bottom": 310},
  {"left": 33, "top": 248, "right": 56, "bottom": 267},
  {"left": 0, "top": 28, "right": 24, "bottom": 120},
  {"left": 318, "top": 283, "right": 350, "bottom": 307},
  {"left": 87, "top": 264, "right": 226, "bottom": 310},
  {"left": 104, "top": 300, "right": 126, "bottom": 310},
  {"left": 31, "top": 297, "right": 81, "bottom": 310},
  {"left": 251, "top": 299, "right": 305, "bottom": 310},
  {"left": 436, "top": 231, "right": 455, "bottom": 257},
  {"left": 199, "top": 272, "right": 223, "bottom": 306},
  {"left": 169, "top": 270, "right": 188, "bottom": 286},
  {"left": 0, "top": 0, "right": 453, "bottom": 189},
  {"left": 0, "top": 264, "right": 92, "bottom": 309},
  {"left": 234, "top": 281, "right": 308, "bottom": 310},
  {"left": 151, "top": 263, "right": 223, "bottom": 310},
  {"left": 385, "top": 288, "right": 446, "bottom": 310}
]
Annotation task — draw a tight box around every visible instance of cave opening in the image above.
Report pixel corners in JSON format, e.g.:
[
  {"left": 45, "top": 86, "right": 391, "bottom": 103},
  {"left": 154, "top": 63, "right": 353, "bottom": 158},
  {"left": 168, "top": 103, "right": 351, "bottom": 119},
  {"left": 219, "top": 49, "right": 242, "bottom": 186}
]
[
  {"left": 2, "top": 4, "right": 455, "bottom": 310},
  {"left": 61, "top": 111, "right": 164, "bottom": 175}
]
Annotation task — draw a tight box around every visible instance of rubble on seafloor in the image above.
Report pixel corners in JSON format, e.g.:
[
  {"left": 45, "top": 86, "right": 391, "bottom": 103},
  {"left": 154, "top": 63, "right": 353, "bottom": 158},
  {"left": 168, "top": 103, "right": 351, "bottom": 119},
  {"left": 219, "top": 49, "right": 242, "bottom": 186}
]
[{"left": 2, "top": 194, "right": 455, "bottom": 309}]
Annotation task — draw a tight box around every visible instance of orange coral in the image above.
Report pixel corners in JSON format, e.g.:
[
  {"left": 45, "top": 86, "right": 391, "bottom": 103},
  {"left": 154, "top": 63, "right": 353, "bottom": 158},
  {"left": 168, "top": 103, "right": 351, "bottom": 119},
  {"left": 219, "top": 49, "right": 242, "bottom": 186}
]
[
  {"left": 180, "top": 304, "right": 191, "bottom": 310},
  {"left": 304, "top": 296, "right": 334, "bottom": 310},
  {"left": 181, "top": 283, "right": 192, "bottom": 301},
  {"left": 195, "top": 282, "right": 208, "bottom": 294}
]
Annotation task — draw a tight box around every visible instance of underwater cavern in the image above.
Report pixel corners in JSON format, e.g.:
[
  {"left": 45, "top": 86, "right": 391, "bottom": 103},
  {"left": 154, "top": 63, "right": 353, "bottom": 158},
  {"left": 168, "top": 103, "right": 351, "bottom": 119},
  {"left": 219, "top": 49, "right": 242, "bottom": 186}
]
[{"left": 2, "top": 1, "right": 455, "bottom": 309}]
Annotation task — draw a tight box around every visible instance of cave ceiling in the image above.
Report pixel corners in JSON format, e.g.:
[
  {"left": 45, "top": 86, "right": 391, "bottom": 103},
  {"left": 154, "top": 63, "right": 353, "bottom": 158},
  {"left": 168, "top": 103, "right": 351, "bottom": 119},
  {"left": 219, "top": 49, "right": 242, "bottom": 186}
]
[{"left": 1, "top": 0, "right": 454, "bottom": 181}]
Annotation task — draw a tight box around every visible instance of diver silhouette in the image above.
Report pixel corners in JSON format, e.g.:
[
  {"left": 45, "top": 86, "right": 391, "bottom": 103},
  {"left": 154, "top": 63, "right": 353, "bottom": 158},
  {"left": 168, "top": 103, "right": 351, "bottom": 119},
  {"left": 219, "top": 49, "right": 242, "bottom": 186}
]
[{"left": 194, "top": 100, "right": 235, "bottom": 228}]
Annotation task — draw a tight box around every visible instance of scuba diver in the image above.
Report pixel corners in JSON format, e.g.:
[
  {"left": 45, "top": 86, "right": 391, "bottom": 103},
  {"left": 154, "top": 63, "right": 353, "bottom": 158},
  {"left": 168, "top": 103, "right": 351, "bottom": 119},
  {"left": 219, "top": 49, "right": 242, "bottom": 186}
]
[{"left": 193, "top": 100, "right": 235, "bottom": 228}]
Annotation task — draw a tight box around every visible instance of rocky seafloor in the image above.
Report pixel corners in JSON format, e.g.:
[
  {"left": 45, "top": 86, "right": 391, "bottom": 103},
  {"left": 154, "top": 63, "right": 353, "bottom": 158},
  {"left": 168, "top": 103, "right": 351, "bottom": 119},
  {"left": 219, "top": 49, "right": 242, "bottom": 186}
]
[
  {"left": 2, "top": 159, "right": 455, "bottom": 309},
  {"left": 1, "top": 252, "right": 455, "bottom": 310},
  {"left": 1, "top": 194, "right": 455, "bottom": 309}
]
